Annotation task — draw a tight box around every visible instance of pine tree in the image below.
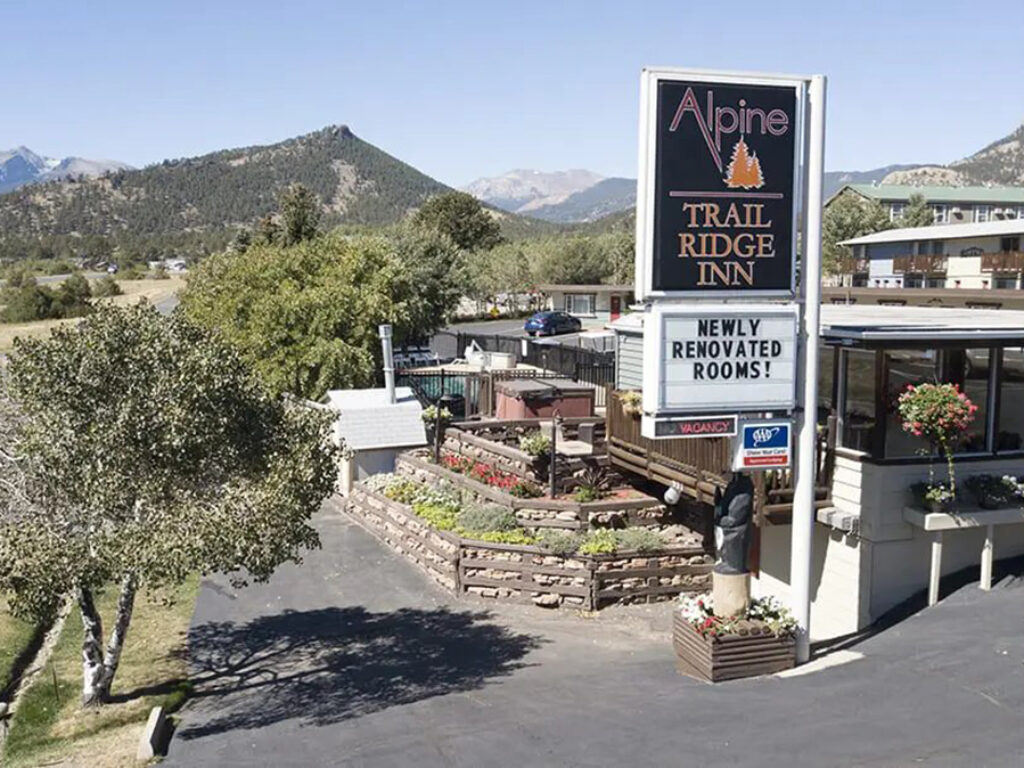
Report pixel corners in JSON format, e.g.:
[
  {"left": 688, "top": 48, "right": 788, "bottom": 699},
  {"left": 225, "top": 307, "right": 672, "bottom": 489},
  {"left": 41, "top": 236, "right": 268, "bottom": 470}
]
[{"left": 724, "top": 138, "right": 764, "bottom": 190}]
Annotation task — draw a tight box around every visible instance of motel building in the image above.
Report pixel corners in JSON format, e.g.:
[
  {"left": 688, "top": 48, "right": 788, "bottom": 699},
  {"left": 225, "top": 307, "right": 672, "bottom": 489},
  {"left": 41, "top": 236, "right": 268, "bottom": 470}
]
[
  {"left": 835, "top": 218, "right": 1024, "bottom": 290},
  {"left": 608, "top": 303, "right": 1024, "bottom": 640},
  {"left": 828, "top": 184, "right": 1024, "bottom": 227},
  {"left": 539, "top": 284, "right": 634, "bottom": 322}
]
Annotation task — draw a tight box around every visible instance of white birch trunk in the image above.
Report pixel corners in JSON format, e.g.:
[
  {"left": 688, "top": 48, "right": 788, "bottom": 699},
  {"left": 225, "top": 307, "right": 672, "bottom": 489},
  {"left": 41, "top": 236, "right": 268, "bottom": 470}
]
[
  {"left": 77, "top": 586, "right": 106, "bottom": 707},
  {"left": 97, "top": 572, "right": 137, "bottom": 700}
]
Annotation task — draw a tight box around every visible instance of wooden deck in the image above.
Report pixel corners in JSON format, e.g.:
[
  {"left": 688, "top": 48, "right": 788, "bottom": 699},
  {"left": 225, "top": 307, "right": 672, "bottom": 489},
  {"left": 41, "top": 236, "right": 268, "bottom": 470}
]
[{"left": 606, "top": 390, "right": 835, "bottom": 524}]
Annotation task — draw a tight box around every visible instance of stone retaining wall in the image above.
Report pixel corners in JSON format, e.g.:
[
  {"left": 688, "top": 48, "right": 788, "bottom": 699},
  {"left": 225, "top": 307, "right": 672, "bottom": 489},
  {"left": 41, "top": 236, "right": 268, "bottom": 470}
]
[
  {"left": 347, "top": 485, "right": 459, "bottom": 591},
  {"left": 345, "top": 484, "right": 713, "bottom": 610}
]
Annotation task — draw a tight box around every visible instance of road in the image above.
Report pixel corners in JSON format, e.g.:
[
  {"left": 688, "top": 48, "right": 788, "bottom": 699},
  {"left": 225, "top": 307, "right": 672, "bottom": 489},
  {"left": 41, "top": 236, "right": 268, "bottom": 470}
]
[
  {"left": 0, "top": 271, "right": 107, "bottom": 287},
  {"left": 164, "top": 501, "right": 1024, "bottom": 768}
]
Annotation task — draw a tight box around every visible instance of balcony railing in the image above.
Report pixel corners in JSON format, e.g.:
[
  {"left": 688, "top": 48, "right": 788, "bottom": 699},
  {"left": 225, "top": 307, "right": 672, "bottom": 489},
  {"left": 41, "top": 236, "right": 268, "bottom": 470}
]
[
  {"left": 836, "top": 257, "right": 869, "bottom": 274},
  {"left": 980, "top": 251, "right": 1024, "bottom": 272},
  {"left": 605, "top": 390, "right": 835, "bottom": 524},
  {"left": 892, "top": 254, "right": 948, "bottom": 274}
]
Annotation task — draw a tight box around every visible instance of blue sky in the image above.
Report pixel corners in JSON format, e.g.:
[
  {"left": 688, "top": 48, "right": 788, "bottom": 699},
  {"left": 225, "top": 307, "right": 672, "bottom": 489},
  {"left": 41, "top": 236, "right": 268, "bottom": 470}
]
[{"left": 5, "top": 1, "right": 1023, "bottom": 186}]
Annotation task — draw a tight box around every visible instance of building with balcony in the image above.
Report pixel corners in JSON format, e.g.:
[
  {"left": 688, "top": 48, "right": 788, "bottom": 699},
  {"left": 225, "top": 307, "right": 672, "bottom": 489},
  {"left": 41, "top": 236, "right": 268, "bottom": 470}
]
[
  {"left": 607, "top": 305, "right": 1024, "bottom": 640},
  {"left": 829, "top": 184, "right": 1024, "bottom": 225},
  {"left": 837, "top": 218, "right": 1024, "bottom": 290}
]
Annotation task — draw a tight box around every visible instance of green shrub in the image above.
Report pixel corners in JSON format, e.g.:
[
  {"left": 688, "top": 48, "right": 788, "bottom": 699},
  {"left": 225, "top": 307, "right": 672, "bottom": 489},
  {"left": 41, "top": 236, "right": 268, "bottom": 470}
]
[
  {"left": 519, "top": 430, "right": 551, "bottom": 457},
  {"left": 573, "top": 485, "right": 601, "bottom": 503},
  {"left": 456, "top": 503, "right": 518, "bottom": 533},
  {"left": 472, "top": 529, "right": 535, "bottom": 545},
  {"left": 381, "top": 477, "right": 423, "bottom": 504},
  {"left": 413, "top": 501, "right": 458, "bottom": 531},
  {"left": 93, "top": 275, "right": 123, "bottom": 297},
  {"left": 579, "top": 529, "right": 617, "bottom": 555},
  {"left": 536, "top": 529, "right": 584, "bottom": 556},
  {"left": 613, "top": 527, "right": 666, "bottom": 553},
  {"left": 576, "top": 527, "right": 667, "bottom": 555}
]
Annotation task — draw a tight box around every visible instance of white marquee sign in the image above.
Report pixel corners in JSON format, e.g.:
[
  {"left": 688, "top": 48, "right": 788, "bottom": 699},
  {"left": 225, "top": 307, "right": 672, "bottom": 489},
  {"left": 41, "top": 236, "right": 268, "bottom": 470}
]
[{"left": 642, "top": 303, "right": 797, "bottom": 436}]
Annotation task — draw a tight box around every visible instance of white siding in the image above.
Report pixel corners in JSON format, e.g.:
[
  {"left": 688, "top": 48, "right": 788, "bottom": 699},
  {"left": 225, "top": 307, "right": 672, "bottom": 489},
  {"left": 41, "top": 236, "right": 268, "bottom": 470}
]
[
  {"left": 759, "top": 453, "right": 1024, "bottom": 640},
  {"left": 616, "top": 331, "right": 643, "bottom": 390}
]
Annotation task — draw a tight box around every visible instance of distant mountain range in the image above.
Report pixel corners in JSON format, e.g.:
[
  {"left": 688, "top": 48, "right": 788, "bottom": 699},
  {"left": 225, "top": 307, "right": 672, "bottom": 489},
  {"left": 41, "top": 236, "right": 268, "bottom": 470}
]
[
  {"left": 464, "top": 169, "right": 636, "bottom": 223},
  {"left": 2, "top": 118, "right": 1022, "bottom": 261},
  {"left": 468, "top": 120, "right": 1024, "bottom": 222},
  {"left": 0, "top": 146, "right": 131, "bottom": 194}
]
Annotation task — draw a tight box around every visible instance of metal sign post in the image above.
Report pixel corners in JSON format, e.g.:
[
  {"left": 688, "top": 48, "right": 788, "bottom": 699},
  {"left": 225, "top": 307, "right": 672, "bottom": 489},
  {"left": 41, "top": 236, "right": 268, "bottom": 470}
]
[
  {"left": 633, "top": 67, "right": 826, "bottom": 663},
  {"left": 790, "top": 75, "right": 827, "bottom": 664}
]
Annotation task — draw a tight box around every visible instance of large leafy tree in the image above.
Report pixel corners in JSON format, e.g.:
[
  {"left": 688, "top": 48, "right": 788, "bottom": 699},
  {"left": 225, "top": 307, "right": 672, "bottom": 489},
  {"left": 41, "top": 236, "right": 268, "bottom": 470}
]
[
  {"left": 413, "top": 191, "right": 504, "bottom": 252},
  {"left": 822, "top": 190, "right": 893, "bottom": 275},
  {"left": 180, "top": 231, "right": 462, "bottom": 399},
  {"left": 0, "top": 304, "right": 338, "bottom": 706},
  {"left": 534, "top": 236, "right": 610, "bottom": 285},
  {"left": 900, "top": 192, "right": 936, "bottom": 228}
]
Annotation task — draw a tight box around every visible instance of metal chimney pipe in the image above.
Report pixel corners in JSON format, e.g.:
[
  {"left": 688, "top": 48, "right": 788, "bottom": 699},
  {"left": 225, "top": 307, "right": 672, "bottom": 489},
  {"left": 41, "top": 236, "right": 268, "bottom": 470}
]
[{"left": 379, "top": 324, "right": 396, "bottom": 404}]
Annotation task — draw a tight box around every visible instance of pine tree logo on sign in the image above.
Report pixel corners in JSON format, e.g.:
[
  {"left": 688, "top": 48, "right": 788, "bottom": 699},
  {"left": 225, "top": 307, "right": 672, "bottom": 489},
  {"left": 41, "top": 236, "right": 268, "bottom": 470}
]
[{"left": 724, "top": 137, "right": 764, "bottom": 189}]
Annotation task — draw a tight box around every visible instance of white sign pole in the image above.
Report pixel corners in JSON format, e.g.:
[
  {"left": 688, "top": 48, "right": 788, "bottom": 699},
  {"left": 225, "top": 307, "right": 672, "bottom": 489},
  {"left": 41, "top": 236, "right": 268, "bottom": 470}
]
[{"left": 790, "top": 75, "right": 827, "bottom": 664}]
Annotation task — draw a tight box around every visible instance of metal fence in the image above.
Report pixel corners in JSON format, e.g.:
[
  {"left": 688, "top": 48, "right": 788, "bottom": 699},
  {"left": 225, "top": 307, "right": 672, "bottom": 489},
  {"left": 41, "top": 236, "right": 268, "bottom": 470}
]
[{"left": 402, "top": 331, "right": 616, "bottom": 415}]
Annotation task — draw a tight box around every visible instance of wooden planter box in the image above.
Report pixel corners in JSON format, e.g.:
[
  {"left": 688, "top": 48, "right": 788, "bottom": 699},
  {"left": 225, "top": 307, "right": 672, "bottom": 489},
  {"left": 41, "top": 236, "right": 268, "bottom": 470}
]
[{"left": 672, "top": 610, "right": 795, "bottom": 682}]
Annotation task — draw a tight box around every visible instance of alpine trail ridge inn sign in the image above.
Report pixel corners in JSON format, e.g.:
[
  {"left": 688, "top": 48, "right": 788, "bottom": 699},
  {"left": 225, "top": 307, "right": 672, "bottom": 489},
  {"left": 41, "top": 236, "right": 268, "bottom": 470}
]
[{"left": 636, "top": 70, "right": 803, "bottom": 298}]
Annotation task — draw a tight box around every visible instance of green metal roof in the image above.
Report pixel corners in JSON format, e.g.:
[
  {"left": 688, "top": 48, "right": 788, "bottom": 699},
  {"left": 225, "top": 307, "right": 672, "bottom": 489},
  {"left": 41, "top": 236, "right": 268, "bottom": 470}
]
[{"left": 844, "top": 184, "right": 1024, "bottom": 204}]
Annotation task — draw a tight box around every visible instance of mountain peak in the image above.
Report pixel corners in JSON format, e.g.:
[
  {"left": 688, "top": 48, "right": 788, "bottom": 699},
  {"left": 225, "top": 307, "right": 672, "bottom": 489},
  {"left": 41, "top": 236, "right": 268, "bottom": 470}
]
[{"left": 0, "top": 145, "right": 132, "bottom": 194}]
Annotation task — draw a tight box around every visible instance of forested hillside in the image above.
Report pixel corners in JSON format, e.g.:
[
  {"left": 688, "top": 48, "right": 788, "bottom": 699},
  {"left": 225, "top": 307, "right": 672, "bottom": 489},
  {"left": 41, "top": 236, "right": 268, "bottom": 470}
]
[{"left": 0, "top": 125, "right": 566, "bottom": 263}]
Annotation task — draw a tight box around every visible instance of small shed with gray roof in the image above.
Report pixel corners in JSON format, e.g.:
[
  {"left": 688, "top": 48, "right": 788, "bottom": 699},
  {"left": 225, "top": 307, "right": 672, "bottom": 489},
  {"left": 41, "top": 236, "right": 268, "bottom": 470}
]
[{"left": 325, "top": 386, "right": 427, "bottom": 494}]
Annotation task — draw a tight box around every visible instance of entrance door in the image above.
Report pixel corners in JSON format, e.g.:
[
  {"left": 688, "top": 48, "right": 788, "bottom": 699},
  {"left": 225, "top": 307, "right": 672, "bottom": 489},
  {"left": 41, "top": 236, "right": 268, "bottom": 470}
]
[{"left": 610, "top": 294, "right": 621, "bottom": 320}]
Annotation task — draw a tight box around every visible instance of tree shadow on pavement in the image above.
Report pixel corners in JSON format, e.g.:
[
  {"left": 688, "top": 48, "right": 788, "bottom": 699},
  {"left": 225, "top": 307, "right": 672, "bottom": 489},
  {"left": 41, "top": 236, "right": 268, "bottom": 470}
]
[{"left": 176, "top": 606, "right": 543, "bottom": 739}]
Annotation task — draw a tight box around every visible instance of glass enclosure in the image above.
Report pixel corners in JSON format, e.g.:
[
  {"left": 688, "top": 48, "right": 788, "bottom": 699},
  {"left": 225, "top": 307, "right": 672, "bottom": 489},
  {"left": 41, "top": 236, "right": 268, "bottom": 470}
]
[{"left": 831, "top": 342, "right": 1019, "bottom": 461}]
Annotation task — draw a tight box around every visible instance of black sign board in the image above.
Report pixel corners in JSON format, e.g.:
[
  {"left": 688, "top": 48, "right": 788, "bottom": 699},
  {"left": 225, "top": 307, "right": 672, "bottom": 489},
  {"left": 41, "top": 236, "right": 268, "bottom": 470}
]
[
  {"left": 651, "top": 414, "right": 738, "bottom": 439},
  {"left": 641, "top": 73, "right": 800, "bottom": 297}
]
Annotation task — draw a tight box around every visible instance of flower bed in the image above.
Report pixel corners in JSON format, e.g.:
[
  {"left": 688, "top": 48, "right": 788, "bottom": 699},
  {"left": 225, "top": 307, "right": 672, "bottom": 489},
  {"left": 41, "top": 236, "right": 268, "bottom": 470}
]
[
  {"left": 396, "top": 451, "right": 697, "bottom": 541},
  {"left": 439, "top": 452, "right": 541, "bottom": 497},
  {"left": 345, "top": 478, "right": 712, "bottom": 610},
  {"left": 441, "top": 421, "right": 603, "bottom": 492},
  {"left": 672, "top": 594, "right": 796, "bottom": 682}
]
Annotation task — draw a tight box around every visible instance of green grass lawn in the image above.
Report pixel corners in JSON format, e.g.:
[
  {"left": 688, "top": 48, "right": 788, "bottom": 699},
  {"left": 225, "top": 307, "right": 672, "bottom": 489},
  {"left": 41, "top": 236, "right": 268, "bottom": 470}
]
[
  {"left": 0, "top": 598, "right": 40, "bottom": 698},
  {"left": 3, "top": 575, "right": 199, "bottom": 768}
]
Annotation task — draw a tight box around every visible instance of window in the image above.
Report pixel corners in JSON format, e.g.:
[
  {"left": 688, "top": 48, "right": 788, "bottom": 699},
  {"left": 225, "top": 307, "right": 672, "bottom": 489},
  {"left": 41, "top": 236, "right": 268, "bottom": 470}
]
[
  {"left": 889, "top": 203, "right": 905, "bottom": 221},
  {"left": 840, "top": 349, "right": 877, "bottom": 452},
  {"left": 932, "top": 205, "right": 948, "bottom": 224},
  {"left": 884, "top": 350, "right": 940, "bottom": 458},
  {"left": 975, "top": 205, "right": 991, "bottom": 223},
  {"left": 819, "top": 346, "right": 836, "bottom": 418},
  {"left": 852, "top": 274, "right": 868, "bottom": 287},
  {"left": 903, "top": 274, "right": 923, "bottom": 288},
  {"left": 1017, "top": 207, "right": 1024, "bottom": 220},
  {"left": 564, "top": 293, "right": 596, "bottom": 316},
  {"left": 952, "top": 350, "right": 990, "bottom": 453},
  {"left": 925, "top": 277, "right": 946, "bottom": 288},
  {"left": 995, "top": 276, "right": 1018, "bottom": 290},
  {"left": 1000, "top": 236, "right": 1021, "bottom": 253},
  {"left": 931, "top": 241, "right": 944, "bottom": 255},
  {"left": 999, "top": 348, "right": 1024, "bottom": 451}
]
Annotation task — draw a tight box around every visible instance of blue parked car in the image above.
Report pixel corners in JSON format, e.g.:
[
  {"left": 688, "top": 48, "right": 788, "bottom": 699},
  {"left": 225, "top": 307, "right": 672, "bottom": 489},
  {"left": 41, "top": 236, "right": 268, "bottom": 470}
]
[{"left": 524, "top": 310, "right": 583, "bottom": 337}]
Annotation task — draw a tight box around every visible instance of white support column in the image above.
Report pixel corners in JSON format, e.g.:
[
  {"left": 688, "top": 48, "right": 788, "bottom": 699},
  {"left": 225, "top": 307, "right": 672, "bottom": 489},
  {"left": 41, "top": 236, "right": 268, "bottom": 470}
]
[
  {"left": 981, "top": 524, "right": 995, "bottom": 591},
  {"left": 929, "top": 531, "right": 944, "bottom": 606},
  {"left": 790, "top": 75, "right": 827, "bottom": 664}
]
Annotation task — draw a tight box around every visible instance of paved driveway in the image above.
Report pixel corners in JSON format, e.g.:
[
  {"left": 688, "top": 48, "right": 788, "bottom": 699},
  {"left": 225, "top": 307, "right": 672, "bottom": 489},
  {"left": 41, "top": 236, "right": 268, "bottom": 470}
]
[{"left": 165, "top": 504, "right": 1024, "bottom": 768}]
